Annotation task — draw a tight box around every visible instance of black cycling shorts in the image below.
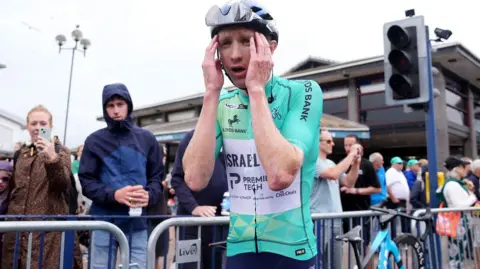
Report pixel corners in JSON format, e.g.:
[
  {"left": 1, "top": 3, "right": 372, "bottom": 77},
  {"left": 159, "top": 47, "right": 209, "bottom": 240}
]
[{"left": 226, "top": 252, "right": 316, "bottom": 269}]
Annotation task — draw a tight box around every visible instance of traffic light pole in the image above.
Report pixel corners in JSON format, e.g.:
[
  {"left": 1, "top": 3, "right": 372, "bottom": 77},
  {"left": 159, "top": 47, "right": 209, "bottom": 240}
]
[
  {"left": 425, "top": 26, "right": 443, "bottom": 268},
  {"left": 424, "top": 26, "right": 439, "bottom": 208}
]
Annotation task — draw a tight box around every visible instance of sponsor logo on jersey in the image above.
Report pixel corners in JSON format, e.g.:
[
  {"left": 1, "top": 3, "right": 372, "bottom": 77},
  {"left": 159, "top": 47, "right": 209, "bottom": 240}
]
[
  {"left": 276, "top": 189, "right": 297, "bottom": 197},
  {"left": 223, "top": 115, "right": 247, "bottom": 133},
  {"left": 295, "top": 248, "right": 306, "bottom": 256},
  {"left": 225, "top": 103, "right": 248, "bottom": 109},
  {"left": 228, "top": 115, "right": 241, "bottom": 127},
  {"left": 228, "top": 172, "right": 268, "bottom": 191},
  {"left": 226, "top": 153, "right": 261, "bottom": 168},
  {"left": 301, "top": 81, "right": 313, "bottom": 121},
  {"left": 272, "top": 106, "right": 282, "bottom": 120}
]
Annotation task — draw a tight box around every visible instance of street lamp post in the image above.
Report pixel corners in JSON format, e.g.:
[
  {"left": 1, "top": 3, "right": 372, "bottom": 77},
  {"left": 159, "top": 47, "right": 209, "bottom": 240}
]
[{"left": 55, "top": 25, "right": 91, "bottom": 146}]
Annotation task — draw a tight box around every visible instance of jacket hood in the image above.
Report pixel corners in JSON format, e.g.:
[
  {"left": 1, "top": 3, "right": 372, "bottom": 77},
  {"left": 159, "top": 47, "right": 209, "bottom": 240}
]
[
  {"left": 102, "top": 83, "right": 134, "bottom": 131},
  {"left": 0, "top": 161, "right": 12, "bottom": 173}
]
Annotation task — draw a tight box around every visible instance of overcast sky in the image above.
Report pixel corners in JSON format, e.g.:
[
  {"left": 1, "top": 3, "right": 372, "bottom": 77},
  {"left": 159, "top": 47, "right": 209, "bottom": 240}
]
[{"left": 0, "top": 0, "right": 478, "bottom": 148}]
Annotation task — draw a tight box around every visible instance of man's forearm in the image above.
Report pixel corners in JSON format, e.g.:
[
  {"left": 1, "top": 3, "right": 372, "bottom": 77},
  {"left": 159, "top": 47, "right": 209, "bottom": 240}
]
[
  {"left": 183, "top": 91, "right": 219, "bottom": 191},
  {"left": 249, "top": 90, "right": 303, "bottom": 191},
  {"left": 357, "top": 187, "right": 381, "bottom": 195},
  {"left": 342, "top": 165, "right": 359, "bottom": 188}
]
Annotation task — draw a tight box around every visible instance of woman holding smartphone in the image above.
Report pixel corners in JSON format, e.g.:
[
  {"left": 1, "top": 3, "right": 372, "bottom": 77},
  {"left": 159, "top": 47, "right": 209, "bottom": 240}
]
[{"left": 1, "top": 105, "right": 82, "bottom": 268}]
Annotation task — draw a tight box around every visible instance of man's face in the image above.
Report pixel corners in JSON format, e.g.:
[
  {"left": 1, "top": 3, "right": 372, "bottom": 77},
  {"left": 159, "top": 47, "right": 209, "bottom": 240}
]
[
  {"left": 474, "top": 167, "right": 480, "bottom": 177},
  {"left": 374, "top": 156, "right": 384, "bottom": 170},
  {"left": 218, "top": 27, "right": 276, "bottom": 88},
  {"left": 393, "top": 162, "right": 403, "bottom": 171},
  {"left": 344, "top": 137, "right": 357, "bottom": 154},
  {"left": 106, "top": 97, "right": 128, "bottom": 121},
  {"left": 411, "top": 163, "right": 421, "bottom": 173},
  {"left": 457, "top": 165, "right": 468, "bottom": 178},
  {"left": 465, "top": 163, "right": 472, "bottom": 172},
  {"left": 77, "top": 145, "right": 84, "bottom": 159},
  {"left": 320, "top": 131, "right": 334, "bottom": 155}
]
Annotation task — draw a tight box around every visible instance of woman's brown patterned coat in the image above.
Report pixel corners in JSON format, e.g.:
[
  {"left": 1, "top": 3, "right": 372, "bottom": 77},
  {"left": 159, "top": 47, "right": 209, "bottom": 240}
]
[{"left": 2, "top": 145, "right": 82, "bottom": 269}]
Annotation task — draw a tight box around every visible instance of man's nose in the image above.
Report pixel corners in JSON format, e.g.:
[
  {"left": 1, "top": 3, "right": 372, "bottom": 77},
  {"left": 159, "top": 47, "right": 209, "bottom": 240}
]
[{"left": 230, "top": 43, "right": 242, "bottom": 62}]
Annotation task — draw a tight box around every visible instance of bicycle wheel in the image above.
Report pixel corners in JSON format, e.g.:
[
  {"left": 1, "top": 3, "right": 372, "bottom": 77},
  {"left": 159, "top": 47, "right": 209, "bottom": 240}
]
[{"left": 393, "top": 234, "right": 425, "bottom": 268}]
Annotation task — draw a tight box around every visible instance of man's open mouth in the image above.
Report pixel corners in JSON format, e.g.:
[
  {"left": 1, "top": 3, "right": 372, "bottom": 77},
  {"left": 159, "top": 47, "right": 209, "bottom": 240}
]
[{"left": 231, "top": 67, "right": 246, "bottom": 73}]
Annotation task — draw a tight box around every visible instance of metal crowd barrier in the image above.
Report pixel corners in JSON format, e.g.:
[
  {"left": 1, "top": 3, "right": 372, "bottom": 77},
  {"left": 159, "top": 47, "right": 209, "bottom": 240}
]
[
  {"left": 3, "top": 208, "right": 480, "bottom": 269},
  {"left": 147, "top": 208, "right": 480, "bottom": 269},
  {"left": 0, "top": 220, "right": 130, "bottom": 269}
]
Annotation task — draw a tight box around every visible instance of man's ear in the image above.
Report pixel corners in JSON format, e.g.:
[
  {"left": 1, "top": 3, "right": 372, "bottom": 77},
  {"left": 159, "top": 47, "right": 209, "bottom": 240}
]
[{"left": 269, "top": 40, "right": 278, "bottom": 54}]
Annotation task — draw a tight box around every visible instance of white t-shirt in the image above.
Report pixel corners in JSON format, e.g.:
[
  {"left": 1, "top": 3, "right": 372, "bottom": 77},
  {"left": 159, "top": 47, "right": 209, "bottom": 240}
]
[
  {"left": 385, "top": 167, "right": 410, "bottom": 200},
  {"left": 443, "top": 181, "right": 477, "bottom": 208}
]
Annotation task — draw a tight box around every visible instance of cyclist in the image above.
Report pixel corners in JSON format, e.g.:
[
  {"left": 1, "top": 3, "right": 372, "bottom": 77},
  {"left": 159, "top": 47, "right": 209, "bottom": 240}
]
[{"left": 182, "top": 0, "right": 323, "bottom": 268}]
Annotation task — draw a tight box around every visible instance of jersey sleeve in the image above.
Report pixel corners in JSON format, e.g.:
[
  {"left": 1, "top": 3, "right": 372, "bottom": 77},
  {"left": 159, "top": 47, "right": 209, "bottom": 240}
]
[
  {"left": 280, "top": 80, "right": 323, "bottom": 155},
  {"left": 214, "top": 119, "right": 223, "bottom": 158}
]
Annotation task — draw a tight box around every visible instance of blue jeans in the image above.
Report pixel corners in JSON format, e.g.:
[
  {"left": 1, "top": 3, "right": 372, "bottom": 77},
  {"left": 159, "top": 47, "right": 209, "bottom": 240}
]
[{"left": 91, "top": 229, "right": 148, "bottom": 269}]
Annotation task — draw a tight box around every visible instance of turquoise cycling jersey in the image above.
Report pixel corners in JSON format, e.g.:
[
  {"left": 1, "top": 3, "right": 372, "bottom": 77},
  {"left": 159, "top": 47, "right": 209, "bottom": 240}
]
[{"left": 214, "top": 75, "right": 323, "bottom": 260}]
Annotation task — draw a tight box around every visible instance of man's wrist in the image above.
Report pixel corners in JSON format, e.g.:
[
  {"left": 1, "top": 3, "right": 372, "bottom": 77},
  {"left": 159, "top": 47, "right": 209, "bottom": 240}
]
[
  {"left": 248, "top": 87, "right": 265, "bottom": 96},
  {"left": 204, "top": 90, "right": 221, "bottom": 101}
]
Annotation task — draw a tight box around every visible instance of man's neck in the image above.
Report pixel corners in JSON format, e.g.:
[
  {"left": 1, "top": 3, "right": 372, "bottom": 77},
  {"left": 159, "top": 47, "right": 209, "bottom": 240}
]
[{"left": 319, "top": 151, "right": 327, "bottom": 160}]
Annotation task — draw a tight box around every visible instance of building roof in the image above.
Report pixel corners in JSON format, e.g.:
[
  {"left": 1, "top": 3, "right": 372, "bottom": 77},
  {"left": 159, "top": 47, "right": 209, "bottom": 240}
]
[
  {"left": 281, "top": 56, "right": 338, "bottom": 76},
  {"left": 0, "top": 108, "right": 26, "bottom": 128},
  {"left": 97, "top": 42, "right": 480, "bottom": 121}
]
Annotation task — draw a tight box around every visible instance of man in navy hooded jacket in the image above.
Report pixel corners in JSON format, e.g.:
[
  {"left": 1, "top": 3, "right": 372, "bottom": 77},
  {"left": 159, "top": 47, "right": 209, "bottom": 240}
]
[{"left": 79, "top": 83, "right": 163, "bottom": 269}]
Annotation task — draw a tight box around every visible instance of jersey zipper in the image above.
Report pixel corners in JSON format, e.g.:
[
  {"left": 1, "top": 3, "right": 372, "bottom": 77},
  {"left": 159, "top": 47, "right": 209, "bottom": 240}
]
[{"left": 253, "top": 186, "right": 259, "bottom": 253}]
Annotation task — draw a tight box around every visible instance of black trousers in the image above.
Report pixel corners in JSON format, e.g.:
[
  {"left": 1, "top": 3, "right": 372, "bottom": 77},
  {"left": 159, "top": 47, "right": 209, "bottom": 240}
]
[{"left": 384, "top": 198, "right": 410, "bottom": 238}]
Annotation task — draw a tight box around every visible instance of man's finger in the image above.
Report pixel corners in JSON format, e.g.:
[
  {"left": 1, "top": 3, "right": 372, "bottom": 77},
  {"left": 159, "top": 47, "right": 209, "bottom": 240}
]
[
  {"left": 249, "top": 36, "right": 256, "bottom": 57},
  {"left": 206, "top": 211, "right": 215, "bottom": 217},
  {"left": 129, "top": 192, "right": 145, "bottom": 199},
  {"left": 254, "top": 32, "right": 263, "bottom": 55},
  {"left": 255, "top": 32, "right": 267, "bottom": 56},
  {"left": 206, "top": 35, "right": 218, "bottom": 52},
  {"left": 204, "top": 36, "right": 219, "bottom": 61},
  {"left": 260, "top": 33, "right": 269, "bottom": 47},
  {"left": 259, "top": 33, "right": 270, "bottom": 55}
]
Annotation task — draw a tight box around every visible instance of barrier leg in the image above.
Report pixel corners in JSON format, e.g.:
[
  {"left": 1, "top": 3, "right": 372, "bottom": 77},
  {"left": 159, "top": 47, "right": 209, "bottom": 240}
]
[{"left": 63, "top": 230, "right": 75, "bottom": 269}]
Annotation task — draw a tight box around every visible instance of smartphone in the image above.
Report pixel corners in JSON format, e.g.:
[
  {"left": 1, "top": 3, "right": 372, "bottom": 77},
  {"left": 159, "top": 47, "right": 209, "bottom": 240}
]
[{"left": 39, "top": 127, "right": 52, "bottom": 141}]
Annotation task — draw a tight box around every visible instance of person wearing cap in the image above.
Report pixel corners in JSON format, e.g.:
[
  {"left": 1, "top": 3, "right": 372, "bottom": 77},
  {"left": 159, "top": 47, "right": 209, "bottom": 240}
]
[
  {"left": 385, "top": 157, "right": 410, "bottom": 236},
  {"left": 409, "top": 163, "right": 427, "bottom": 210},
  {"left": 436, "top": 156, "right": 477, "bottom": 268},
  {"left": 0, "top": 160, "right": 12, "bottom": 266},
  {"left": 404, "top": 159, "right": 421, "bottom": 190}
]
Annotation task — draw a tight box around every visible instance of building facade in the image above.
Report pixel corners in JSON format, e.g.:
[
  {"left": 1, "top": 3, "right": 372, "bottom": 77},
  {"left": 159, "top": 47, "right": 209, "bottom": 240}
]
[
  {"left": 97, "top": 42, "right": 480, "bottom": 171},
  {"left": 0, "top": 109, "right": 26, "bottom": 157}
]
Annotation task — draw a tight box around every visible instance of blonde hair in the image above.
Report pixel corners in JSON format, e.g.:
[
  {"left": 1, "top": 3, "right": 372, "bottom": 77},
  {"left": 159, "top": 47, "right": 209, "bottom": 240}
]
[
  {"left": 418, "top": 159, "right": 428, "bottom": 167},
  {"left": 27, "top": 105, "right": 53, "bottom": 126}
]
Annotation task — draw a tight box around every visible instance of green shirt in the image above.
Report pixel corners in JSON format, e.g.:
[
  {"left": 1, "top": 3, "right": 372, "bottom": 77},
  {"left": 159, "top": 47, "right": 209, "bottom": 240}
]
[
  {"left": 71, "top": 160, "right": 80, "bottom": 175},
  {"left": 214, "top": 76, "right": 323, "bottom": 260}
]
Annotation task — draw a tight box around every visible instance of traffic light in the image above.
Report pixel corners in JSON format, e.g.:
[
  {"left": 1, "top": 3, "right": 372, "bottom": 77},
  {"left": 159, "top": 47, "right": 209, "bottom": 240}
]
[{"left": 384, "top": 16, "right": 430, "bottom": 106}]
